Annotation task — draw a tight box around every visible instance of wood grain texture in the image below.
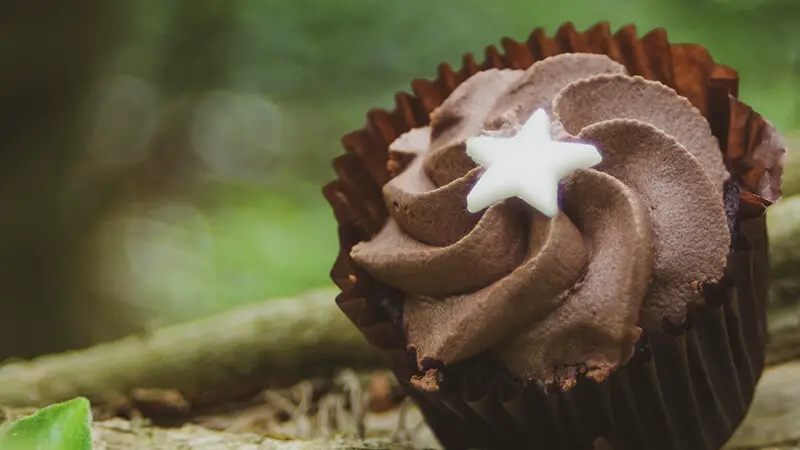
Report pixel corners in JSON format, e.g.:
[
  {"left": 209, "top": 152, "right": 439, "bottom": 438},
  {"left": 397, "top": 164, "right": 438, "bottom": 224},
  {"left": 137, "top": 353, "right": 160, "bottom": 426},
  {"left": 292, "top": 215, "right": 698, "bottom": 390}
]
[
  {"left": 0, "top": 290, "right": 382, "bottom": 409},
  {"left": 725, "top": 361, "right": 800, "bottom": 449}
]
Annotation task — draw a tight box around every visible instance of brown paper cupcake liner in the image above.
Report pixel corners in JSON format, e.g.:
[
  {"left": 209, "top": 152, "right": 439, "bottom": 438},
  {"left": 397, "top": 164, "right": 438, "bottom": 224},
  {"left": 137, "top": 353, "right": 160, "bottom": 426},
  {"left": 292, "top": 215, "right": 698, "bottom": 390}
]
[{"left": 323, "top": 22, "right": 777, "bottom": 449}]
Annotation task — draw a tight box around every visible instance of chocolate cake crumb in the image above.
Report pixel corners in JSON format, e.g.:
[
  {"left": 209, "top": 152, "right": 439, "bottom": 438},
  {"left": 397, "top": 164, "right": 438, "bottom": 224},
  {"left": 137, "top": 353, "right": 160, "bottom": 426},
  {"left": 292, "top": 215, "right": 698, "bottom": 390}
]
[{"left": 410, "top": 369, "right": 441, "bottom": 392}]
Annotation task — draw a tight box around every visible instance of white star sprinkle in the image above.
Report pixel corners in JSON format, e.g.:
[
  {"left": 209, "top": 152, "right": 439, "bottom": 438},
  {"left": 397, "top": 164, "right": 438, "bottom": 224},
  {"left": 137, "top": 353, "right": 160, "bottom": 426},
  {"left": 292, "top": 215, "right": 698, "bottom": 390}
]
[{"left": 465, "top": 109, "right": 602, "bottom": 217}]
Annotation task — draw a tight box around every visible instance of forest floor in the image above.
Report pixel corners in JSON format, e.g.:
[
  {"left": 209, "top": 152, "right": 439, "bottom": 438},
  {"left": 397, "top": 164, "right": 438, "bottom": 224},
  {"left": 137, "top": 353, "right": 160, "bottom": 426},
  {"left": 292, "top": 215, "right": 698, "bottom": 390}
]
[{"left": 1, "top": 295, "right": 799, "bottom": 449}]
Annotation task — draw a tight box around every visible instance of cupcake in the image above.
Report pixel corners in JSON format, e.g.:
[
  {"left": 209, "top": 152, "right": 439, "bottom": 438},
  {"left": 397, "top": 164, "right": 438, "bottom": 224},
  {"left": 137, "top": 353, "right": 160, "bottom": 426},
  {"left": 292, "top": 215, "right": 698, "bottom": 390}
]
[{"left": 323, "top": 22, "right": 787, "bottom": 450}]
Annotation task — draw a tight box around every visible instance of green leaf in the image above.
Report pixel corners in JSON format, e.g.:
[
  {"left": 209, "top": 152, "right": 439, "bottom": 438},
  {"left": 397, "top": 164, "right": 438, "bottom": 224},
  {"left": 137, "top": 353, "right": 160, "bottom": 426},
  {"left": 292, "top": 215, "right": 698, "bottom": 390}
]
[{"left": 0, "top": 397, "right": 93, "bottom": 450}]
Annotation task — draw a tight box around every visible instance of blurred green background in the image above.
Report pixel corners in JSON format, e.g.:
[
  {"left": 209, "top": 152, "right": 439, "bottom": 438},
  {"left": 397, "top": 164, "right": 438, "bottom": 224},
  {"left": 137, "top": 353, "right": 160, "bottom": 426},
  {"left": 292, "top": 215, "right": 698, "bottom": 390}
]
[{"left": 0, "top": 0, "right": 798, "bottom": 360}]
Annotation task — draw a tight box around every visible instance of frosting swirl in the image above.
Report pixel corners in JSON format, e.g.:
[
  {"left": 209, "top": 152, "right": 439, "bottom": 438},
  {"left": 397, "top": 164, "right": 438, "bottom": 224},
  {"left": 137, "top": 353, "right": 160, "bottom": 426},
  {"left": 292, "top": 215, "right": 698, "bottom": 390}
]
[{"left": 350, "top": 53, "right": 731, "bottom": 384}]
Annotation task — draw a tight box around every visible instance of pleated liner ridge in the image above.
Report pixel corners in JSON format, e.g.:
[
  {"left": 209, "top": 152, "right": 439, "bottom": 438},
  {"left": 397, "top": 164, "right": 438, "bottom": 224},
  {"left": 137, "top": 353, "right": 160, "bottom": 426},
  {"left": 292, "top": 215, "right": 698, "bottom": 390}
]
[{"left": 323, "top": 22, "right": 773, "bottom": 450}]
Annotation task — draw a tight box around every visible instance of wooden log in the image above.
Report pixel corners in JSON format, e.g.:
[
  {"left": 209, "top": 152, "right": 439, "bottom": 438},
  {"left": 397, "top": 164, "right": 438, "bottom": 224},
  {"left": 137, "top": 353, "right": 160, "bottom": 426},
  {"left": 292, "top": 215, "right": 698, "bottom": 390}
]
[
  {"left": 768, "top": 194, "right": 800, "bottom": 306},
  {"left": 0, "top": 290, "right": 382, "bottom": 408},
  {"left": 725, "top": 361, "right": 800, "bottom": 449}
]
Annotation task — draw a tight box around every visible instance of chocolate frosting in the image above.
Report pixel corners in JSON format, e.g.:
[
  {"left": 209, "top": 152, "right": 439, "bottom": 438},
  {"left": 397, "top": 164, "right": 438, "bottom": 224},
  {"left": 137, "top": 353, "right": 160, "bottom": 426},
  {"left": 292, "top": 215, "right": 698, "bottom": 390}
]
[{"left": 350, "top": 53, "right": 731, "bottom": 384}]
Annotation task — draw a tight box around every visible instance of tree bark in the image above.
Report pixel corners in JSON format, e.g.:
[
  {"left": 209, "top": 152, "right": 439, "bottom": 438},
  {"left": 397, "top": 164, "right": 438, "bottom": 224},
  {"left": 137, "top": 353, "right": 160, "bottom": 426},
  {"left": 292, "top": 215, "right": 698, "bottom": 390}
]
[
  {"left": 0, "top": 290, "right": 382, "bottom": 409},
  {"left": 0, "top": 2, "right": 151, "bottom": 361},
  {"left": 725, "top": 361, "right": 800, "bottom": 449}
]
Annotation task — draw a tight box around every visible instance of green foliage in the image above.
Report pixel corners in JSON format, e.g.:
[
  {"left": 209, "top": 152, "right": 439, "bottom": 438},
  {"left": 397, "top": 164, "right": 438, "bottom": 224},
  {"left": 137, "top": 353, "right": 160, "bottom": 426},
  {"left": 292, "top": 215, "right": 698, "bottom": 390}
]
[
  {"left": 115, "top": 0, "right": 800, "bottom": 127},
  {"left": 0, "top": 398, "right": 92, "bottom": 450},
  {"left": 97, "top": 181, "right": 337, "bottom": 324}
]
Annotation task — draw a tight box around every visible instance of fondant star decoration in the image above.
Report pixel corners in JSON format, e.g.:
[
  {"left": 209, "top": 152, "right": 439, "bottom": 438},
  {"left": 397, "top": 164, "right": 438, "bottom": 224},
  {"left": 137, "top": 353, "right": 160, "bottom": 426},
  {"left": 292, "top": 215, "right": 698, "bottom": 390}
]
[{"left": 465, "top": 108, "right": 602, "bottom": 217}]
